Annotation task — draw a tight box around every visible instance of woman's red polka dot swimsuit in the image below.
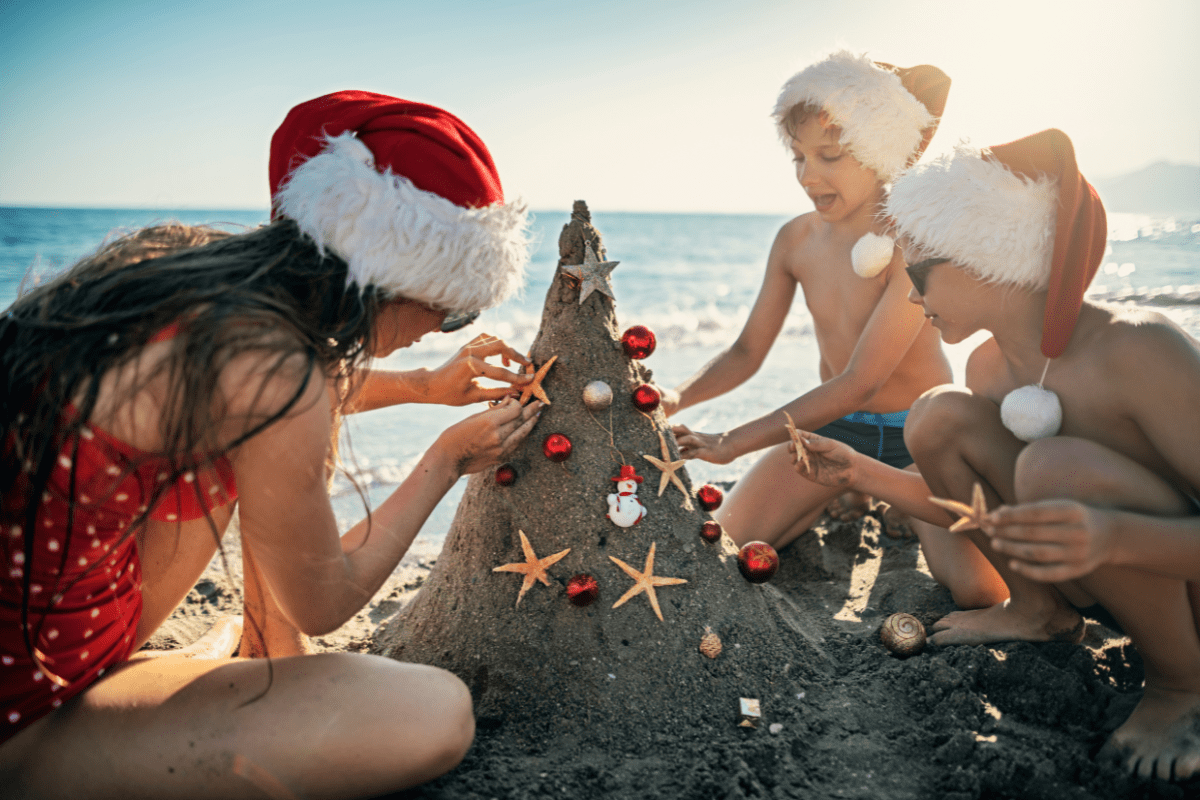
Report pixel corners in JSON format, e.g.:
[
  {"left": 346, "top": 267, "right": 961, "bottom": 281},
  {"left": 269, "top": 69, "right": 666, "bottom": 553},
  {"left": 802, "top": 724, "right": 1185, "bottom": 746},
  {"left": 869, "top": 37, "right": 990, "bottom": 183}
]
[{"left": 1, "top": 417, "right": 236, "bottom": 744}]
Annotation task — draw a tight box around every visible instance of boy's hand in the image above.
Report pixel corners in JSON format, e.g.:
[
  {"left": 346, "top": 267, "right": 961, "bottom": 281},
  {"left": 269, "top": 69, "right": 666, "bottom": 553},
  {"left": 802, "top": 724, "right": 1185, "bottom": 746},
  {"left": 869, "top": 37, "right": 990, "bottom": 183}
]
[
  {"left": 671, "top": 425, "right": 736, "bottom": 465},
  {"left": 985, "top": 500, "right": 1115, "bottom": 583},
  {"left": 425, "top": 333, "right": 532, "bottom": 406},
  {"left": 790, "top": 430, "right": 857, "bottom": 490}
]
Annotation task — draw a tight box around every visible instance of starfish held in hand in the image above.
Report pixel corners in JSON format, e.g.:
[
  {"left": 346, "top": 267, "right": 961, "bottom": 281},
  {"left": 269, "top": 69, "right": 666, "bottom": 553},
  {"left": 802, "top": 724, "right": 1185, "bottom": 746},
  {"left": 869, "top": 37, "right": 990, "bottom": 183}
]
[
  {"left": 928, "top": 481, "right": 990, "bottom": 533},
  {"left": 609, "top": 542, "right": 688, "bottom": 622},
  {"left": 518, "top": 355, "right": 557, "bottom": 406},
  {"left": 492, "top": 530, "right": 571, "bottom": 607},
  {"left": 782, "top": 411, "right": 810, "bottom": 474}
]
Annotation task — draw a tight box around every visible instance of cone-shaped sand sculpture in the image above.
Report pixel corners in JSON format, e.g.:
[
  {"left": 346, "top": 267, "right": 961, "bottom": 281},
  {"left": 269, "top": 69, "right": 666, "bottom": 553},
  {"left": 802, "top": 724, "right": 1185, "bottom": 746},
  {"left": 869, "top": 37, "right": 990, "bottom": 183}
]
[{"left": 376, "top": 202, "right": 828, "bottom": 744}]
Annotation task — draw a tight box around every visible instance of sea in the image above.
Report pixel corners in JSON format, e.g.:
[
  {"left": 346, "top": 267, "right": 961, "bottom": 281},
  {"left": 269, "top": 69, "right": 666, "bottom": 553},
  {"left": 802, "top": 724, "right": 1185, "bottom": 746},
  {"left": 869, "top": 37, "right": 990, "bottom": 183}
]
[{"left": 3, "top": 206, "right": 1199, "bottom": 555}]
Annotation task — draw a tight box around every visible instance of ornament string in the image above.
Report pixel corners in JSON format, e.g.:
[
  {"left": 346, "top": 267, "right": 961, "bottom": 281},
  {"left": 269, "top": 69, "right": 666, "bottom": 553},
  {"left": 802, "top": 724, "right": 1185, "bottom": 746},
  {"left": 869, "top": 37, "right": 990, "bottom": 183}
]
[{"left": 1036, "top": 357, "right": 1051, "bottom": 388}]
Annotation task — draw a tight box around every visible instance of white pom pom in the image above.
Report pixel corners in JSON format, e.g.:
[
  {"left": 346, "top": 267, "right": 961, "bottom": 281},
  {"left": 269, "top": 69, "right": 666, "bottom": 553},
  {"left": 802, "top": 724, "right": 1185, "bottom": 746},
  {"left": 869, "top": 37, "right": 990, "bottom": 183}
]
[
  {"left": 1000, "top": 384, "right": 1062, "bottom": 442},
  {"left": 851, "top": 233, "right": 895, "bottom": 278}
]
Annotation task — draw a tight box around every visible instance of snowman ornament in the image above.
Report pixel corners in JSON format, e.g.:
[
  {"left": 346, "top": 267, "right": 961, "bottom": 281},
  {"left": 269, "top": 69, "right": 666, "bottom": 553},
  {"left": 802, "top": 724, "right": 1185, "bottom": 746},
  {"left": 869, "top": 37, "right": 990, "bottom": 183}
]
[{"left": 606, "top": 464, "right": 648, "bottom": 527}]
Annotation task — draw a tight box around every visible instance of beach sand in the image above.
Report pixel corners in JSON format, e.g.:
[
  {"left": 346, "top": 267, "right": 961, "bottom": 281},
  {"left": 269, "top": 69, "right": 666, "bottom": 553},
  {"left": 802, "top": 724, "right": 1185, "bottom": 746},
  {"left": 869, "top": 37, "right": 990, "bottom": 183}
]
[{"left": 146, "top": 508, "right": 1188, "bottom": 800}]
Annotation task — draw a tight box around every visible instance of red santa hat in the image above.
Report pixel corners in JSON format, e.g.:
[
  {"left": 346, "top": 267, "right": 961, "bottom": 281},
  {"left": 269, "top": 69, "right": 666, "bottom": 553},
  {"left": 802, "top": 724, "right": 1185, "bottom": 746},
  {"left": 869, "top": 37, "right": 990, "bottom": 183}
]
[
  {"left": 611, "top": 464, "right": 644, "bottom": 483},
  {"left": 772, "top": 51, "right": 951, "bottom": 182},
  {"left": 269, "top": 90, "right": 529, "bottom": 313},
  {"left": 885, "top": 128, "right": 1107, "bottom": 358}
]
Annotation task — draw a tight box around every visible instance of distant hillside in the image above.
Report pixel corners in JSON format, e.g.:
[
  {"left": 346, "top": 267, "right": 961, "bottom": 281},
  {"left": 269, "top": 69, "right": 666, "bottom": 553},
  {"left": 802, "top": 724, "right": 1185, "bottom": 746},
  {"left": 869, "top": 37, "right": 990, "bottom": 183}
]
[{"left": 1093, "top": 162, "right": 1200, "bottom": 216}]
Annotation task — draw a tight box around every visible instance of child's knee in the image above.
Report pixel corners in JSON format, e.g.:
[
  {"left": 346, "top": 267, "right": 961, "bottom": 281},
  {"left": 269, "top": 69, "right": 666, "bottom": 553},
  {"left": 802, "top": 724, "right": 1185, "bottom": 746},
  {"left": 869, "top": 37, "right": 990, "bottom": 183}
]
[
  {"left": 904, "top": 386, "right": 981, "bottom": 458},
  {"left": 1013, "top": 437, "right": 1113, "bottom": 504}
]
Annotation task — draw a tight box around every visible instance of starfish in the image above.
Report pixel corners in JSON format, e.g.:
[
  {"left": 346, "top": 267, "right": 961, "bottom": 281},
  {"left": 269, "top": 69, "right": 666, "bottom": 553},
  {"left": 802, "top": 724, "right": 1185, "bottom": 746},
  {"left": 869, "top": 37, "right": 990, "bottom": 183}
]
[
  {"left": 642, "top": 431, "right": 693, "bottom": 510},
  {"left": 518, "top": 354, "right": 557, "bottom": 406},
  {"left": 782, "top": 411, "right": 810, "bottom": 474},
  {"left": 609, "top": 541, "right": 688, "bottom": 622},
  {"left": 928, "top": 481, "right": 990, "bottom": 533},
  {"left": 560, "top": 242, "right": 619, "bottom": 305},
  {"left": 492, "top": 530, "right": 571, "bottom": 607}
]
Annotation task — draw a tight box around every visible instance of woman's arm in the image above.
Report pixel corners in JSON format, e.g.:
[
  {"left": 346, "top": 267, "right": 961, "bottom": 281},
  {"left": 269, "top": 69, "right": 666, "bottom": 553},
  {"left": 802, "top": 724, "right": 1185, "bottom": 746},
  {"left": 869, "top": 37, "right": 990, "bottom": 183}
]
[
  {"left": 346, "top": 333, "right": 531, "bottom": 412},
  {"left": 231, "top": 362, "right": 539, "bottom": 635}
]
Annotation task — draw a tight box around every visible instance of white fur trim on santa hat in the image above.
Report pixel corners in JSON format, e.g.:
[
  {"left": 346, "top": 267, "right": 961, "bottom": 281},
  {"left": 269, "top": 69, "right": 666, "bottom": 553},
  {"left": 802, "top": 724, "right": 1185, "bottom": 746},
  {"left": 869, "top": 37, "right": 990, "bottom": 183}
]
[
  {"left": 273, "top": 133, "right": 529, "bottom": 313},
  {"left": 851, "top": 233, "right": 895, "bottom": 278},
  {"left": 773, "top": 51, "right": 935, "bottom": 182},
  {"left": 885, "top": 144, "right": 1058, "bottom": 290}
]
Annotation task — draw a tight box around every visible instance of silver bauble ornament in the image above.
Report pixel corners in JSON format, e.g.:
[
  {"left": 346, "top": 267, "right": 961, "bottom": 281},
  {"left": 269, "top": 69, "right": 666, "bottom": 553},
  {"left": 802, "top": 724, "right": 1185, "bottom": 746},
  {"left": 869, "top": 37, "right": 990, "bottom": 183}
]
[
  {"left": 1000, "top": 384, "right": 1062, "bottom": 443},
  {"left": 582, "top": 380, "right": 613, "bottom": 411}
]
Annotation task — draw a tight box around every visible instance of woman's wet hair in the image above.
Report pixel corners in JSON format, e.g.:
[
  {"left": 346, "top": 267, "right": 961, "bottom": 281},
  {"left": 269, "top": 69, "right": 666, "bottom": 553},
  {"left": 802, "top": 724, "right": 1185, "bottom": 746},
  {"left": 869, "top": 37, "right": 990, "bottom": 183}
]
[{"left": 1, "top": 218, "right": 384, "bottom": 673}]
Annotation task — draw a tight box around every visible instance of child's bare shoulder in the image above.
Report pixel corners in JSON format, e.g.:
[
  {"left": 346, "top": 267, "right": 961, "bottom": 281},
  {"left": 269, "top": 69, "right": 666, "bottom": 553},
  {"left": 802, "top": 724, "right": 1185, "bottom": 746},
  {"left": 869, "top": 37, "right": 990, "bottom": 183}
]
[
  {"left": 771, "top": 212, "right": 829, "bottom": 273},
  {"left": 1093, "top": 303, "right": 1200, "bottom": 375}
]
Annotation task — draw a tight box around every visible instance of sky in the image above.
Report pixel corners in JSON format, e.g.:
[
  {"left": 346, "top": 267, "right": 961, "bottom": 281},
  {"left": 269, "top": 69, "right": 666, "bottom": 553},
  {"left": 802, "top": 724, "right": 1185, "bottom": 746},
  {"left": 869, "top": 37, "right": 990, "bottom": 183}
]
[{"left": 1, "top": 0, "right": 1197, "bottom": 214}]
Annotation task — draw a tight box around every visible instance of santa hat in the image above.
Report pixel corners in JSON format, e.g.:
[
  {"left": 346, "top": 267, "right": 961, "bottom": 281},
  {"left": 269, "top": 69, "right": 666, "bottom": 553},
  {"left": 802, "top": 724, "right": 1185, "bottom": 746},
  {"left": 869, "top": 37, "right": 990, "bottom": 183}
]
[
  {"left": 611, "top": 464, "right": 644, "bottom": 483},
  {"left": 772, "top": 51, "right": 951, "bottom": 182},
  {"left": 269, "top": 90, "right": 529, "bottom": 313},
  {"left": 885, "top": 128, "right": 1107, "bottom": 358}
]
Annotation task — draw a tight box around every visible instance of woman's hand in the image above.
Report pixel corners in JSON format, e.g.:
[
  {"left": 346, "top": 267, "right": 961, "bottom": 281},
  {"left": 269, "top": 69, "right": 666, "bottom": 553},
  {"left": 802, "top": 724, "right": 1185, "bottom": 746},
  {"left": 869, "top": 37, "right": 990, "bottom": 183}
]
[
  {"left": 436, "top": 397, "right": 542, "bottom": 477},
  {"left": 423, "top": 333, "right": 532, "bottom": 406},
  {"left": 659, "top": 387, "right": 681, "bottom": 417},
  {"left": 671, "top": 425, "right": 736, "bottom": 465},
  {"left": 790, "top": 430, "right": 858, "bottom": 490},
  {"left": 985, "top": 500, "right": 1116, "bottom": 583}
]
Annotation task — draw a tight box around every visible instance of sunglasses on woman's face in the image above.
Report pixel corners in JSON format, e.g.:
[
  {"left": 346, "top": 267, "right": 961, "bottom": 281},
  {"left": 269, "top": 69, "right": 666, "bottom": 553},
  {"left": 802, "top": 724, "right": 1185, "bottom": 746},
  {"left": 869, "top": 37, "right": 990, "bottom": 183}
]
[
  {"left": 905, "top": 257, "right": 950, "bottom": 296},
  {"left": 440, "top": 310, "right": 481, "bottom": 333}
]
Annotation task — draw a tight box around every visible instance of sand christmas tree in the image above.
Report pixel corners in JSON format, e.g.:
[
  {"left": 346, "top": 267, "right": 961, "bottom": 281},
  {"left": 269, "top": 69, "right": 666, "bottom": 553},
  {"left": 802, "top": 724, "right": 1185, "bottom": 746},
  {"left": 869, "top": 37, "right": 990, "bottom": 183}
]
[{"left": 376, "top": 202, "right": 828, "bottom": 745}]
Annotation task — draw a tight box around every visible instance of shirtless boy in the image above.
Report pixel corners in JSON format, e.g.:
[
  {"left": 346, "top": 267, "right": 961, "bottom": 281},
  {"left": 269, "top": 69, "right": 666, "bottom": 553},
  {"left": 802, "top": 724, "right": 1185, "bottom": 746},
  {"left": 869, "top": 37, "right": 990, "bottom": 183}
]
[
  {"left": 665, "top": 52, "right": 964, "bottom": 564},
  {"left": 793, "top": 128, "right": 1200, "bottom": 780}
]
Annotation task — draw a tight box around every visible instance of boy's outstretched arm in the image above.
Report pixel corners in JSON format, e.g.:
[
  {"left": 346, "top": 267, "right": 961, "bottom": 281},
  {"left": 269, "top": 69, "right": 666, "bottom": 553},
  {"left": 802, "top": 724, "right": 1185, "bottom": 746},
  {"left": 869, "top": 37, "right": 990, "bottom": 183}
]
[
  {"left": 675, "top": 253, "right": 933, "bottom": 463},
  {"left": 662, "top": 224, "right": 799, "bottom": 416}
]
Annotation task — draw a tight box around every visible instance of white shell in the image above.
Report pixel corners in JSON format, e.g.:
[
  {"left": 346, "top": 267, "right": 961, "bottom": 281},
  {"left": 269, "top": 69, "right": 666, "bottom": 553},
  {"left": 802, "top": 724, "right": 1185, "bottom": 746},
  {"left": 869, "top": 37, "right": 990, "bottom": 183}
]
[
  {"left": 1000, "top": 384, "right": 1062, "bottom": 442},
  {"left": 582, "top": 380, "right": 613, "bottom": 410},
  {"left": 850, "top": 233, "right": 894, "bottom": 278}
]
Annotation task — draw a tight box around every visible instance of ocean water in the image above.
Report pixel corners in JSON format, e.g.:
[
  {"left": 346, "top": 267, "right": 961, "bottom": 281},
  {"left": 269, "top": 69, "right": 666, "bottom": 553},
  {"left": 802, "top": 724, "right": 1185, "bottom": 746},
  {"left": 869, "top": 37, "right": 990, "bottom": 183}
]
[{"left": 3, "top": 206, "right": 1199, "bottom": 551}]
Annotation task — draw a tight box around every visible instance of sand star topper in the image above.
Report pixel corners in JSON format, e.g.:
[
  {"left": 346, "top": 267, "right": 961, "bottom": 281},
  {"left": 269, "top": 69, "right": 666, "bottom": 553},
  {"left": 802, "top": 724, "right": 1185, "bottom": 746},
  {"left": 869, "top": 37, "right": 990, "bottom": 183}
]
[
  {"left": 560, "top": 242, "right": 619, "bottom": 304},
  {"left": 642, "top": 431, "right": 693, "bottom": 510},
  {"left": 609, "top": 542, "right": 688, "bottom": 622},
  {"left": 928, "top": 482, "right": 990, "bottom": 533},
  {"left": 492, "top": 530, "right": 571, "bottom": 607}
]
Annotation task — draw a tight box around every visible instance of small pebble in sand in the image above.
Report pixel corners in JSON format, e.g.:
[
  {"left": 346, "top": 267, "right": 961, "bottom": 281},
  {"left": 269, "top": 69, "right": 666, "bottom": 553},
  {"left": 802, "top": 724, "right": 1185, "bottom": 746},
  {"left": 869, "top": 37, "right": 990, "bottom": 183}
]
[{"left": 769, "top": 723, "right": 784, "bottom": 735}]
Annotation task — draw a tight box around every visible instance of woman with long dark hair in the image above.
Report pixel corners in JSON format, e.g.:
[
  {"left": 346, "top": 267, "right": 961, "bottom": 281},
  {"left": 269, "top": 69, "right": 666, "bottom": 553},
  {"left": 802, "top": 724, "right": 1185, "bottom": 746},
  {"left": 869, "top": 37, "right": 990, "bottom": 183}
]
[{"left": 0, "top": 91, "right": 540, "bottom": 797}]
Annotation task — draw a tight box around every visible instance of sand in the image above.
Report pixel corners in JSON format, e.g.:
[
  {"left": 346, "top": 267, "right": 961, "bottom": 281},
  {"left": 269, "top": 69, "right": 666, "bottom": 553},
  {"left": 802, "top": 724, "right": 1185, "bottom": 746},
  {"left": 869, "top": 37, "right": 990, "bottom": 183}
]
[{"left": 147, "top": 507, "right": 1193, "bottom": 800}]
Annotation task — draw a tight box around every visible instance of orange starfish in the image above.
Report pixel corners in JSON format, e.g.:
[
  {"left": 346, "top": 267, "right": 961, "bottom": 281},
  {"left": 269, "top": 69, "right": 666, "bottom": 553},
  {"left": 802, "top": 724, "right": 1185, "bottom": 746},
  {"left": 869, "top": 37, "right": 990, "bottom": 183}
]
[
  {"left": 492, "top": 530, "right": 571, "bottom": 607},
  {"left": 782, "top": 411, "right": 810, "bottom": 474},
  {"left": 518, "top": 355, "right": 557, "bottom": 406},
  {"left": 642, "top": 431, "right": 693, "bottom": 510},
  {"left": 928, "top": 482, "right": 990, "bottom": 533},
  {"left": 609, "top": 542, "right": 688, "bottom": 622}
]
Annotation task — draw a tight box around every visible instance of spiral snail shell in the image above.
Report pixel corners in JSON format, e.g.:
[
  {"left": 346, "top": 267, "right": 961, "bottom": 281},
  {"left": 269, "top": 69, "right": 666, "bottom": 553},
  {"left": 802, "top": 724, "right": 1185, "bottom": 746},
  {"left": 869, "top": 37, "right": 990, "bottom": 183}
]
[
  {"left": 879, "top": 613, "right": 926, "bottom": 658},
  {"left": 699, "top": 626, "right": 723, "bottom": 659}
]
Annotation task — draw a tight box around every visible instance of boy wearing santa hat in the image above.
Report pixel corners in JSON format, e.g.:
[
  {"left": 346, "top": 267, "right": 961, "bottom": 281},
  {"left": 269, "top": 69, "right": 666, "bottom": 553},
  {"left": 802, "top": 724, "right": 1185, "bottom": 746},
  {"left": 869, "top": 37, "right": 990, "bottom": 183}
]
[
  {"left": 666, "top": 52, "right": 983, "bottom": 598},
  {"left": 792, "top": 127, "right": 1200, "bottom": 780}
]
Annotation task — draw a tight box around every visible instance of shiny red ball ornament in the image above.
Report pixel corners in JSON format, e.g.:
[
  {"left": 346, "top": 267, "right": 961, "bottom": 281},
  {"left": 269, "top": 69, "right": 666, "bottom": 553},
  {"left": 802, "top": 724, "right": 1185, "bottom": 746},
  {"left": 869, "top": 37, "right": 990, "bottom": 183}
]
[
  {"left": 495, "top": 464, "right": 517, "bottom": 486},
  {"left": 621, "top": 325, "right": 656, "bottom": 360},
  {"left": 543, "top": 433, "right": 572, "bottom": 462},
  {"left": 737, "top": 541, "right": 780, "bottom": 584},
  {"left": 631, "top": 383, "right": 661, "bottom": 413},
  {"left": 699, "top": 520, "right": 723, "bottom": 543},
  {"left": 566, "top": 574, "right": 599, "bottom": 607},
  {"left": 697, "top": 484, "right": 723, "bottom": 511}
]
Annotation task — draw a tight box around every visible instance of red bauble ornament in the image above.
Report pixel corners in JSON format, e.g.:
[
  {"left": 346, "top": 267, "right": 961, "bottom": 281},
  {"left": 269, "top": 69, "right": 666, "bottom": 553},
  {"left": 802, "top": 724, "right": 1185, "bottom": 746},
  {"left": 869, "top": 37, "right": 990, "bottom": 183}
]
[
  {"left": 543, "top": 433, "right": 572, "bottom": 462},
  {"left": 621, "top": 325, "right": 656, "bottom": 360},
  {"left": 566, "top": 574, "right": 599, "bottom": 607},
  {"left": 699, "top": 520, "right": 723, "bottom": 543},
  {"left": 631, "top": 383, "right": 661, "bottom": 413},
  {"left": 737, "top": 541, "right": 780, "bottom": 583},
  {"left": 495, "top": 464, "right": 517, "bottom": 486},
  {"left": 697, "top": 484, "right": 723, "bottom": 511}
]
